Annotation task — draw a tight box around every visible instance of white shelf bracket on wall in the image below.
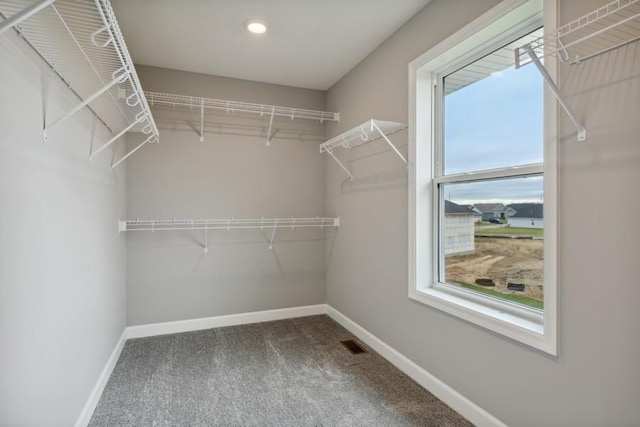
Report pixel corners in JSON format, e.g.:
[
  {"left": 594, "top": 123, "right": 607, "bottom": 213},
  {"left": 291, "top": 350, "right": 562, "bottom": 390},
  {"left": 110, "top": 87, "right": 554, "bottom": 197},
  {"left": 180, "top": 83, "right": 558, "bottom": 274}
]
[
  {"left": 515, "top": 0, "right": 640, "bottom": 142},
  {"left": 119, "top": 217, "right": 340, "bottom": 253},
  {"left": 111, "top": 133, "right": 157, "bottom": 169},
  {"left": 199, "top": 98, "right": 205, "bottom": 142},
  {"left": 204, "top": 226, "right": 209, "bottom": 254},
  {"left": 0, "top": 0, "right": 159, "bottom": 166},
  {"left": 44, "top": 67, "right": 130, "bottom": 142},
  {"left": 524, "top": 46, "right": 587, "bottom": 142},
  {"left": 320, "top": 119, "right": 408, "bottom": 180},
  {"left": 324, "top": 146, "right": 354, "bottom": 181},
  {"left": 91, "top": 109, "right": 146, "bottom": 161},
  {"left": 0, "top": 0, "right": 54, "bottom": 35},
  {"left": 268, "top": 218, "right": 279, "bottom": 250},
  {"left": 266, "top": 106, "right": 275, "bottom": 147}
]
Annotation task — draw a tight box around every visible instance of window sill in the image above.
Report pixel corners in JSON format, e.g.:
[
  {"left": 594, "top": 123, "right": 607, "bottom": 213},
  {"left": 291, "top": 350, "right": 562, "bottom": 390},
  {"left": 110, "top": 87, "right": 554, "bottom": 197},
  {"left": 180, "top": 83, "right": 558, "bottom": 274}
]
[{"left": 410, "top": 284, "right": 555, "bottom": 354}]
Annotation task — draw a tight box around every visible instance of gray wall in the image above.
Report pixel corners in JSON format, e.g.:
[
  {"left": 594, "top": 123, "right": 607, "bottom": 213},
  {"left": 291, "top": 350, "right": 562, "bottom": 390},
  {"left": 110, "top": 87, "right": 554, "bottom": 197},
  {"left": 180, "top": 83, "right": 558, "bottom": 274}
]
[
  {"left": 126, "top": 66, "right": 330, "bottom": 325},
  {"left": 0, "top": 33, "right": 127, "bottom": 426},
  {"left": 325, "top": 0, "right": 640, "bottom": 426}
]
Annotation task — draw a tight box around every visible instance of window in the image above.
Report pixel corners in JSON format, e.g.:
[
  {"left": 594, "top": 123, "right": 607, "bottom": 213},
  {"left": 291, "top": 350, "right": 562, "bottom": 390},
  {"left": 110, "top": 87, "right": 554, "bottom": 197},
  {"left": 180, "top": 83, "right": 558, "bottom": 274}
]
[{"left": 408, "top": 0, "right": 557, "bottom": 354}]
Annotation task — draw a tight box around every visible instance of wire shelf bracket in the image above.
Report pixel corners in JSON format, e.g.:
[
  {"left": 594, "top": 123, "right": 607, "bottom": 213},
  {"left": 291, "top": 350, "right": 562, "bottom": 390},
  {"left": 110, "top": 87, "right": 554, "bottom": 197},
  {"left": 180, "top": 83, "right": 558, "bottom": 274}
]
[
  {"left": 143, "top": 91, "right": 340, "bottom": 144},
  {"left": 525, "top": 45, "right": 587, "bottom": 142},
  {"left": 319, "top": 119, "right": 408, "bottom": 180},
  {"left": 119, "top": 217, "right": 340, "bottom": 253},
  {"left": 0, "top": 0, "right": 54, "bottom": 35},
  {"left": 0, "top": 0, "right": 159, "bottom": 167},
  {"left": 515, "top": 0, "right": 640, "bottom": 141}
]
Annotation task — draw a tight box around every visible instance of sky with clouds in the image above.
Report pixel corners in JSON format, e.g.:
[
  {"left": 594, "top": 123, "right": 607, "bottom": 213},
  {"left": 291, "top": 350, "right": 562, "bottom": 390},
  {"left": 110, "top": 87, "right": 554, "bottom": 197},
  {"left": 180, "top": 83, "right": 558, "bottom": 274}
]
[{"left": 443, "top": 59, "right": 543, "bottom": 204}]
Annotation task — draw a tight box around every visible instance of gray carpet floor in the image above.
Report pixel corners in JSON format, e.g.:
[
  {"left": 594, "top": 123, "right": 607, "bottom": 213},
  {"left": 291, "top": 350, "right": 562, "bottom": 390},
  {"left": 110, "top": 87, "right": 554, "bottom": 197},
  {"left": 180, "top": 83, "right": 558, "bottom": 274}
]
[{"left": 89, "top": 315, "right": 471, "bottom": 426}]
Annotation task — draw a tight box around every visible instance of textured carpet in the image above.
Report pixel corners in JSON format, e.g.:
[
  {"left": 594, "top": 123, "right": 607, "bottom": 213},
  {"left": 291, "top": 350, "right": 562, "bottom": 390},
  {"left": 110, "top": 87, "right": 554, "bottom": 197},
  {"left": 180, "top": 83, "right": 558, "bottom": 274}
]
[{"left": 89, "top": 315, "right": 471, "bottom": 426}]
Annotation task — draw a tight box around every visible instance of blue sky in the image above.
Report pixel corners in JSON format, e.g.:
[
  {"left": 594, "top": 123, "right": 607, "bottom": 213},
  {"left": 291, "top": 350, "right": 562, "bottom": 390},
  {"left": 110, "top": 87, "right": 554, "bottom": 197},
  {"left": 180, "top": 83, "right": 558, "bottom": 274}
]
[{"left": 443, "top": 63, "right": 544, "bottom": 204}]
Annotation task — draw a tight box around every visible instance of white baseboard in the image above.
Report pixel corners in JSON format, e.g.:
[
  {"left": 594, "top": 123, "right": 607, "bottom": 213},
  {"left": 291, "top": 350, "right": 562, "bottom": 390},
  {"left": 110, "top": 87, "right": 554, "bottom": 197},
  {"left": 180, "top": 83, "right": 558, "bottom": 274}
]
[
  {"left": 326, "top": 305, "right": 506, "bottom": 427},
  {"left": 126, "top": 304, "right": 327, "bottom": 339},
  {"left": 74, "top": 329, "right": 127, "bottom": 427}
]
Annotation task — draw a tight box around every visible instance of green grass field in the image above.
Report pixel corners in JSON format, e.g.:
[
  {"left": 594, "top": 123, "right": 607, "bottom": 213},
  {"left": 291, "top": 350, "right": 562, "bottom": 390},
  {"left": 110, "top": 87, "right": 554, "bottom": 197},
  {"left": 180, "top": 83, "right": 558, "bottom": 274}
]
[
  {"left": 457, "top": 282, "right": 544, "bottom": 309},
  {"left": 475, "top": 227, "right": 543, "bottom": 237}
]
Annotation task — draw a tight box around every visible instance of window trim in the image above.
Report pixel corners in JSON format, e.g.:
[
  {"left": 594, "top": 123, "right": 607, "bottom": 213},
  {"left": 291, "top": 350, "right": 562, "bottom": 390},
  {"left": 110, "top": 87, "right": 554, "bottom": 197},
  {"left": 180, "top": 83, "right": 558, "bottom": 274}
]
[{"left": 408, "top": 0, "right": 557, "bottom": 355}]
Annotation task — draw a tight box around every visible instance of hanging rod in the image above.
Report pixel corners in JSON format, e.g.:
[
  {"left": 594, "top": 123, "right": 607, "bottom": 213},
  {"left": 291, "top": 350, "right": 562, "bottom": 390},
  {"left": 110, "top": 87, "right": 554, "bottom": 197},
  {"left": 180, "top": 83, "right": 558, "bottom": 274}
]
[
  {"left": 119, "top": 217, "right": 339, "bottom": 252},
  {"left": 144, "top": 91, "right": 339, "bottom": 145},
  {"left": 0, "top": 0, "right": 159, "bottom": 167},
  {"left": 319, "top": 119, "right": 408, "bottom": 180},
  {"left": 515, "top": 0, "right": 640, "bottom": 141}
]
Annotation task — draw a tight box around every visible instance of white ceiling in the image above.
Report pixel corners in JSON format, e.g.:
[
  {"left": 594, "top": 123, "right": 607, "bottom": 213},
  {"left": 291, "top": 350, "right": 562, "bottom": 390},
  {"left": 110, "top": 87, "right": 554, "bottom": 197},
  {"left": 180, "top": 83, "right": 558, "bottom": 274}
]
[{"left": 111, "top": 0, "right": 430, "bottom": 90}]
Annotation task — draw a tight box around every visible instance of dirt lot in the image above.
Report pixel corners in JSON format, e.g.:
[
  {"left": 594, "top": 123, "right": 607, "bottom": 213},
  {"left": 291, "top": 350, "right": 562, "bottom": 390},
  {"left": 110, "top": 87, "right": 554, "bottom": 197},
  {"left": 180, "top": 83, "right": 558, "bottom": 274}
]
[{"left": 445, "top": 237, "right": 543, "bottom": 300}]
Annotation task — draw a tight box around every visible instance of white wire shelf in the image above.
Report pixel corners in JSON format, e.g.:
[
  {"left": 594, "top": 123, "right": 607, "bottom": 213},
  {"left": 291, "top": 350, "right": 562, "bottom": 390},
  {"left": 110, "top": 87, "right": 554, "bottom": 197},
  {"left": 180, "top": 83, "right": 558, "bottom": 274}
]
[
  {"left": 119, "top": 217, "right": 339, "bottom": 232},
  {"left": 513, "top": 0, "right": 640, "bottom": 142},
  {"left": 145, "top": 91, "right": 339, "bottom": 145},
  {"left": 320, "top": 119, "right": 408, "bottom": 180},
  {"left": 516, "top": 0, "right": 640, "bottom": 67},
  {"left": 119, "top": 217, "right": 339, "bottom": 252},
  {"left": 0, "top": 0, "right": 159, "bottom": 168}
]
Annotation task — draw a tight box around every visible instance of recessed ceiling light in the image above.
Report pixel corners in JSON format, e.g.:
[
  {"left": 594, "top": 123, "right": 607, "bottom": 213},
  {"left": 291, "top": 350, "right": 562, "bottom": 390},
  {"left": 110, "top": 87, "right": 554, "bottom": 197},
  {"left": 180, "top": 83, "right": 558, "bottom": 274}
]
[{"left": 246, "top": 20, "right": 267, "bottom": 34}]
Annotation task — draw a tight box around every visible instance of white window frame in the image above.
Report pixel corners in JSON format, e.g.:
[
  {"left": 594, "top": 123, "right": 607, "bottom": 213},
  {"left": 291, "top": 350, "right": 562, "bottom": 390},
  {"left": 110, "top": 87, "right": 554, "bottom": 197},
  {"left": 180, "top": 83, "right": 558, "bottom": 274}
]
[{"left": 408, "top": 0, "right": 557, "bottom": 355}]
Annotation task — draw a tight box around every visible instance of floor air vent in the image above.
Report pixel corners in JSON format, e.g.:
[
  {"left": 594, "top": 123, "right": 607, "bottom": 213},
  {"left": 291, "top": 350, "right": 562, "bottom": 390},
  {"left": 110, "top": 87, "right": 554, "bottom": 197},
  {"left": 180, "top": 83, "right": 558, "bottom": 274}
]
[{"left": 340, "top": 339, "right": 367, "bottom": 354}]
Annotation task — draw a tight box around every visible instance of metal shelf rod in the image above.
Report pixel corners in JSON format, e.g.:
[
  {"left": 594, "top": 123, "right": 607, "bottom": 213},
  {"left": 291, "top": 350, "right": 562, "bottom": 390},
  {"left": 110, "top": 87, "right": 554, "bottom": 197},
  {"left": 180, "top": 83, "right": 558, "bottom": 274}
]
[
  {"left": 325, "top": 148, "right": 354, "bottom": 181},
  {"left": 0, "top": 0, "right": 55, "bottom": 35},
  {"left": 111, "top": 133, "right": 156, "bottom": 169},
  {"left": 43, "top": 67, "right": 129, "bottom": 142},
  {"left": 525, "top": 46, "right": 586, "bottom": 142},
  {"left": 372, "top": 121, "right": 408, "bottom": 165},
  {"left": 90, "top": 110, "right": 145, "bottom": 161}
]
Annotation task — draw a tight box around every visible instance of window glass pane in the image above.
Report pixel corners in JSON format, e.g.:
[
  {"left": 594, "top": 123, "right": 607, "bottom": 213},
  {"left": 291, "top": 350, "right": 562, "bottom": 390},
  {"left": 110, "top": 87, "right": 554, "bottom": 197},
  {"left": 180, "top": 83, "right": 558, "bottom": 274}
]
[
  {"left": 443, "top": 29, "right": 543, "bottom": 175},
  {"left": 441, "top": 176, "right": 544, "bottom": 309}
]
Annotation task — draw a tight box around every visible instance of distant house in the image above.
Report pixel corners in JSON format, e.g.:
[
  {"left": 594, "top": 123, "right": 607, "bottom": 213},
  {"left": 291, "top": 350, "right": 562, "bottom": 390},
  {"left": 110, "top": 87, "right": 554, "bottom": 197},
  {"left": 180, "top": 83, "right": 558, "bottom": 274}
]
[
  {"left": 504, "top": 206, "right": 516, "bottom": 218},
  {"left": 507, "top": 203, "right": 543, "bottom": 229},
  {"left": 444, "top": 200, "right": 475, "bottom": 256},
  {"left": 473, "top": 203, "right": 513, "bottom": 221}
]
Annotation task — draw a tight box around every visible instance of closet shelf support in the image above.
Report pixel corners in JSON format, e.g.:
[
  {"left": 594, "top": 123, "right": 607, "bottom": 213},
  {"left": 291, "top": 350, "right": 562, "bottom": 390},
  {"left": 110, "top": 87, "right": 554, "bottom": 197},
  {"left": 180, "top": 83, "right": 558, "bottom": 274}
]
[
  {"left": 524, "top": 46, "right": 586, "bottom": 141},
  {"left": 269, "top": 219, "right": 279, "bottom": 250},
  {"left": 371, "top": 121, "right": 408, "bottom": 164},
  {"left": 320, "top": 119, "right": 408, "bottom": 180},
  {"left": 199, "top": 98, "right": 204, "bottom": 142},
  {"left": 513, "top": 0, "right": 640, "bottom": 142},
  {"left": 43, "top": 67, "right": 130, "bottom": 142},
  {"left": 325, "top": 148, "right": 354, "bottom": 181},
  {"left": 266, "top": 107, "right": 275, "bottom": 147},
  {"left": 111, "top": 134, "right": 157, "bottom": 169},
  {"left": 1, "top": 0, "right": 159, "bottom": 166},
  {"left": 0, "top": 0, "right": 55, "bottom": 35},
  {"left": 91, "top": 110, "right": 146, "bottom": 161}
]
